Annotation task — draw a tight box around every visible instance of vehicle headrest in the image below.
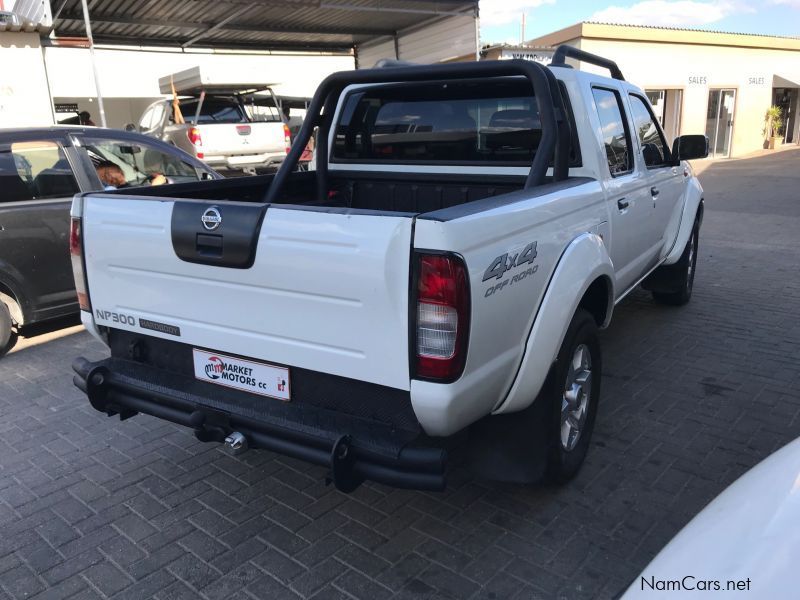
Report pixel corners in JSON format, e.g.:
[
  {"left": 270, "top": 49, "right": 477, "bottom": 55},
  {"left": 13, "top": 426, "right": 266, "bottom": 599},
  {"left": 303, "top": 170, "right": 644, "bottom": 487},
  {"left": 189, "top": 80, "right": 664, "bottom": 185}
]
[
  {"left": 33, "top": 168, "right": 79, "bottom": 199},
  {"left": 488, "top": 109, "right": 541, "bottom": 129},
  {"left": 143, "top": 148, "right": 163, "bottom": 169},
  {"left": 0, "top": 153, "right": 33, "bottom": 202}
]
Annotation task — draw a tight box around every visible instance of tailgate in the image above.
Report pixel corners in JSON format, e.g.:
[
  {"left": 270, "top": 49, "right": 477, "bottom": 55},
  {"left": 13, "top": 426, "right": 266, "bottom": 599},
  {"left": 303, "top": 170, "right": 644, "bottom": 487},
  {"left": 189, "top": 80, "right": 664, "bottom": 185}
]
[
  {"left": 198, "top": 122, "right": 285, "bottom": 155},
  {"left": 82, "top": 196, "right": 413, "bottom": 390}
]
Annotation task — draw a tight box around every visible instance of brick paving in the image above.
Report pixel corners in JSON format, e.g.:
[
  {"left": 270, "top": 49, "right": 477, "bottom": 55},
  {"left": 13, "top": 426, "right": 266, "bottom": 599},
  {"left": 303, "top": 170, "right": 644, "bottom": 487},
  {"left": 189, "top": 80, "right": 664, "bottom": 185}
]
[{"left": 2, "top": 148, "right": 799, "bottom": 599}]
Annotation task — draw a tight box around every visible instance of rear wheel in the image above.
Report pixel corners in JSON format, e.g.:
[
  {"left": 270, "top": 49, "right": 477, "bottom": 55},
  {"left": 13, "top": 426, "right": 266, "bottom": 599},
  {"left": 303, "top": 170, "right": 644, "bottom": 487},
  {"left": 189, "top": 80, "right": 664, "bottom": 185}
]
[
  {"left": 651, "top": 221, "right": 699, "bottom": 306},
  {"left": 0, "top": 302, "right": 17, "bottom": 359},
  {"left": 545, "top": 308, "right": 602, "bottom": 483}
]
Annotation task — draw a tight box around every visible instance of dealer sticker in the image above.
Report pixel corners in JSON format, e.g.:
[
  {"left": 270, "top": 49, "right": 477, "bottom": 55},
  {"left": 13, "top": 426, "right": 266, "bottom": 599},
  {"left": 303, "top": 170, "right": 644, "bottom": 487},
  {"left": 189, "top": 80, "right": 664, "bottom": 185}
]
[{"left": 192, "top": 349, "right": 290, "bottom": 401}]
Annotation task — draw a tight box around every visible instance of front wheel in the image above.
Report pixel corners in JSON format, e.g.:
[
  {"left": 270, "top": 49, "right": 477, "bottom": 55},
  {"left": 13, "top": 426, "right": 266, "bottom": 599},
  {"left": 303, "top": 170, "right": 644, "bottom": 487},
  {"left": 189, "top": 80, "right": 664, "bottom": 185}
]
[{"left": 545, "top": 308, "right": 602, "bottom": 483}]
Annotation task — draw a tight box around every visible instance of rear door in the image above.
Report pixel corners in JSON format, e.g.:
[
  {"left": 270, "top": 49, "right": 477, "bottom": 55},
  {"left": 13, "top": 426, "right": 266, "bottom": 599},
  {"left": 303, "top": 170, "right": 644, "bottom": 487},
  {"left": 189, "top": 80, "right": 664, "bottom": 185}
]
[
  {"left": 627, "top": 93, "right": 684, "bottom": 259},
  {"left": 591, "top": 86, "right": 657, "bottom": 292},
  {"left": 0, "top": 138, "right": 80, "bottom": 321},
  {"left": 81, "top": 198, "right": 414, "bottom": 391}
]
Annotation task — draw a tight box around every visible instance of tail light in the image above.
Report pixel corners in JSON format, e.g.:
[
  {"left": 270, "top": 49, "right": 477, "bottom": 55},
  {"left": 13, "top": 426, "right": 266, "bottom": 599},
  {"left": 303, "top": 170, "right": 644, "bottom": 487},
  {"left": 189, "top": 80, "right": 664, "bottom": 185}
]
[
  {"left": 283, "top": 124, "right": 292, "bottom": 154},
  {"left": 414, "top": 253, "right": 470, "bottom": 381},
  {"left": 187, "top": 126, "right": 204, "bottom": 159},
  {"left": 69, "top": 217, "right": 90, "bottom": 312}
]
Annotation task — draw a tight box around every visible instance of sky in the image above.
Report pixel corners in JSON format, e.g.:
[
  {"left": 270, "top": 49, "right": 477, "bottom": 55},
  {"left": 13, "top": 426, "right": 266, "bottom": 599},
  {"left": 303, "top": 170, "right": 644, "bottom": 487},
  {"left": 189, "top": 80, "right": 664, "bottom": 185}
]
[{"left": 479, "top": 0, "right": 800, "bottom": 45}]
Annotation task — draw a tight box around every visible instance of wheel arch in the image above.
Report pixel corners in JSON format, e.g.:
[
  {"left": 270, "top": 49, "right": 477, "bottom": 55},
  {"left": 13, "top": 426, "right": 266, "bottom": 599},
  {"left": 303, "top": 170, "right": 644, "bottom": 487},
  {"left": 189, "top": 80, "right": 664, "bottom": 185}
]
[
  {"left": 0, "top": 281, "right": 25, "bottom": 327},
  {"left": 664, "top": 172, "right": 704, "bottom": 265},
  {"left": 492, "top": 232, "right": 614, "bottom": 415},
  {"left": 578, "top": 274, "right": 614, "bottom": 329}
]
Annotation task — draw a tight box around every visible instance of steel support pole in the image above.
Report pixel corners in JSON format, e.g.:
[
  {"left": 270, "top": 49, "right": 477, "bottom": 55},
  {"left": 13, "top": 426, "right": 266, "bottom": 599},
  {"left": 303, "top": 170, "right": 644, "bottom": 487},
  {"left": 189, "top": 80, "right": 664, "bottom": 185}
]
[{"left": 80, "top": 0, "right": 107, "bottom": 127}]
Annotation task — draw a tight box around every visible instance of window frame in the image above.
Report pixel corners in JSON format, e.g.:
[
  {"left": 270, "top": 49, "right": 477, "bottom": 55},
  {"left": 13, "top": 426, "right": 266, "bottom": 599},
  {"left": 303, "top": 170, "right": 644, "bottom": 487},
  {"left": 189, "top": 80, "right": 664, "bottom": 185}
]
[
  {"left": 627, "top": 92, "right": 673, "bottom": 168},
  {"left": 329, "top": 80, "right": 583, "bottom": 168},
  {"left": 590, "top": 85, "right": 634, "bottom": 179}
]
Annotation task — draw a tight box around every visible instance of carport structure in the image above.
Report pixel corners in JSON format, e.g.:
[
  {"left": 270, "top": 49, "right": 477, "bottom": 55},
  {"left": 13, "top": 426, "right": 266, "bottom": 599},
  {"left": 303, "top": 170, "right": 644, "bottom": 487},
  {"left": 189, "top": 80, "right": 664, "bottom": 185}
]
[
  {"left": 50, "top": 0, "right": 479, "bottom": 59},
  {"left": 46, "top": 0, "right": 478, "bottom": 126}
]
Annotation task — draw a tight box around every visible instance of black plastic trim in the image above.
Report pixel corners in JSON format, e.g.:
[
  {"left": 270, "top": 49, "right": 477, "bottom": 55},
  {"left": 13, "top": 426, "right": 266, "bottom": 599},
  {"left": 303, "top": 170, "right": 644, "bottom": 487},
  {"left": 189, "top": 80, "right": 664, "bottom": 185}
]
[
  {"left": 551, "top": 45, "right": 625, "bottom": 81},
  {"left": 72, "top": 354, "right": 446, "bottom": 492},
  {"left": 170, "top": 200, "right": 267, "bottom": 268},
  {"left": 417, "top": 177, "right": 594, "bottom": 222}
]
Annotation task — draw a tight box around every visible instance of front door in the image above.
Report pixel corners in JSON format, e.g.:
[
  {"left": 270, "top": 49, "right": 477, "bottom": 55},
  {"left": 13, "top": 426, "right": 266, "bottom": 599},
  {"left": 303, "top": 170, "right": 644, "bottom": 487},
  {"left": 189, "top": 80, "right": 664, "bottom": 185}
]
[
  {"left": 627, "top": 93, "right": 684, "bottom": 260},
  {"left": 705, "top": 89, "right": 736, "bottom": 158}
]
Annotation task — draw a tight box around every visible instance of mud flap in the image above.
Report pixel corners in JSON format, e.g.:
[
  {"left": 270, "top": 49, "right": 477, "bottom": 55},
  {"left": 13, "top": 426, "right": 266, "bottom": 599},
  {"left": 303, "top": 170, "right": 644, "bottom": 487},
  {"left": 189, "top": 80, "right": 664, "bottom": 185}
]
[{"left": 466, "top": 367, "right": 555, "bottom": 484}]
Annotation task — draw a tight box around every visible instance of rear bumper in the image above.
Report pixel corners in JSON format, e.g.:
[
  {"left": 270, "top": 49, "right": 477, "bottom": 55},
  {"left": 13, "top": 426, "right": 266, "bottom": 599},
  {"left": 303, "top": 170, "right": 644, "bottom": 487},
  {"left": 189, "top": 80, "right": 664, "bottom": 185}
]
[
  {"left": 202, "top": 153, "right": 285, "bottom": 169},
  {"left": 72, "top": 356, "right": 446, "bottom": 492}
]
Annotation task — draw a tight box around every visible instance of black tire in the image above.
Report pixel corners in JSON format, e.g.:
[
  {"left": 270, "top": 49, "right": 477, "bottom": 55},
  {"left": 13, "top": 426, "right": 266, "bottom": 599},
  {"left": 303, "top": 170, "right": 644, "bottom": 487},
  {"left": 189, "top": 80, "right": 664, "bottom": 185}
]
[
  {"left": 0, "top": 302, "right": 17, "bottom": 359},
  {"left": 544, "top": 308, "right": 602, "bottom": 483},
  {"left": 652, "top": 221, "right": 699, "bottom": 306}
]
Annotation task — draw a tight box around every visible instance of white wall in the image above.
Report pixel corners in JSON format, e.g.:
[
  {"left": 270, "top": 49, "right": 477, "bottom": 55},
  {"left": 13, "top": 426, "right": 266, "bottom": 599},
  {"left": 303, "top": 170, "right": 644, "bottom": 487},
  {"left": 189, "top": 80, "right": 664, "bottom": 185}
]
[
  {"left": 0, "top": 32, "right": 54, "bottom": 127},
  {"left": 42, "top": 46, "right": 354, "bottom": 128},
  {"left": 358, "top": 14, "right": 477, "bottom": 67}
]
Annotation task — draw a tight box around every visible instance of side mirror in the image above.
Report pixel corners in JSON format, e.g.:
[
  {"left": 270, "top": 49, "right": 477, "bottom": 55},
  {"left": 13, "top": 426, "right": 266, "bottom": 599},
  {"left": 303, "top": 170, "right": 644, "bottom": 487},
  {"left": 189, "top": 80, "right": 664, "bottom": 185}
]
[
  {"left": 671, "top": 135, "right": 709, "bottom": 162},
  {"left": 124, "top": 123, "right": 137, "bottom": 132}
]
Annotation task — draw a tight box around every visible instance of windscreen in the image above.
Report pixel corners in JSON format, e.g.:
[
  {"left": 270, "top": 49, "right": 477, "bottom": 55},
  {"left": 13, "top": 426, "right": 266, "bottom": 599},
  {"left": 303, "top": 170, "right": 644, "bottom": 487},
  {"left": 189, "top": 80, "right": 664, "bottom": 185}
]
[{"left": 332, "top": 79, "right": 574, "bottom": 166}]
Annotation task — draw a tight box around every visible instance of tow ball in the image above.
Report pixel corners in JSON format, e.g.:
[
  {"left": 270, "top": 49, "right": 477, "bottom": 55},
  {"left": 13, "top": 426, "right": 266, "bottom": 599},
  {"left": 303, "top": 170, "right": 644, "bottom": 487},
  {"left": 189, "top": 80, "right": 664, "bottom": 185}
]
[{"left": 224, "top": 431, "right": 249, "bottom": 455}]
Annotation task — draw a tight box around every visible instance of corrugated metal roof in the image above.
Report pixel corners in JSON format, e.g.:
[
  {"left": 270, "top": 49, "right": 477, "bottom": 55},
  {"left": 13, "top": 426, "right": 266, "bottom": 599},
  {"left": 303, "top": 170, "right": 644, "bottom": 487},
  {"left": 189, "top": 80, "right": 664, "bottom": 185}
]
[
  {"left": 583, "top": 21, "right": 800, "bottom": 41},
  {"left": 51, "top": 0, "right": 478, "bottom": 52}
]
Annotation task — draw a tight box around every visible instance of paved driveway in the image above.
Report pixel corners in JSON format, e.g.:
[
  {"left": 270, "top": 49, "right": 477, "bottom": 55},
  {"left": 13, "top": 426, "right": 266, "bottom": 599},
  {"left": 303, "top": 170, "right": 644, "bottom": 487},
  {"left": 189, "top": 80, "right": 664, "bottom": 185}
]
[{"left": 2, "top": 149, "right": 799, "bottom": 600}]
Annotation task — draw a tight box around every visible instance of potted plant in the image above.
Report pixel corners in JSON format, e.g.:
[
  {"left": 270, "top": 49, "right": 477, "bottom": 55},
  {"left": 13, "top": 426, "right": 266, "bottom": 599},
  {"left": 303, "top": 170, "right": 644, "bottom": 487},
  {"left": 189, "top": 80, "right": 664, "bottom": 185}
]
[{"left": 764, "top": 106, "right": 784, "bottom": 149}]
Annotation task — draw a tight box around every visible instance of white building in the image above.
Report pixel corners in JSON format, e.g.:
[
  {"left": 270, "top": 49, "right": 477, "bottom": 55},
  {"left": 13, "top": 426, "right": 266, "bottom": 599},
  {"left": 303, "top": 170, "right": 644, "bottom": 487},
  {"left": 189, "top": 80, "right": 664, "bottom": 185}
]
[{"left": 527, "top": 22, "right": 800, "bottom": 157}]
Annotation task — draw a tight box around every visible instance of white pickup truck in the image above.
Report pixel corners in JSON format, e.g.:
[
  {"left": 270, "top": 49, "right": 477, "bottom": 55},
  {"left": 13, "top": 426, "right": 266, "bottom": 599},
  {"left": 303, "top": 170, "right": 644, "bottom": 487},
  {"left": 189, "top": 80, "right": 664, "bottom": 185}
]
[
  {"left": 71, "top": 47, "right": 707, "bottom": 492},
  {"left": 134, "top": 68, "right": 290, "bottom": 173}
]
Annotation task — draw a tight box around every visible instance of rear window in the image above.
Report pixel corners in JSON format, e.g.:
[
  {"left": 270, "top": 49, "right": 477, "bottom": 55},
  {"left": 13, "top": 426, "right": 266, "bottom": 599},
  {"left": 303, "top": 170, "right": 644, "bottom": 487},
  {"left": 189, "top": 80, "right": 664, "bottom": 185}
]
[
  {"left": 332, "top": 79, "right": 579, "bottom": 166},
  {"left": 179, "top": 98, "right": 247, "bottom": 124}
]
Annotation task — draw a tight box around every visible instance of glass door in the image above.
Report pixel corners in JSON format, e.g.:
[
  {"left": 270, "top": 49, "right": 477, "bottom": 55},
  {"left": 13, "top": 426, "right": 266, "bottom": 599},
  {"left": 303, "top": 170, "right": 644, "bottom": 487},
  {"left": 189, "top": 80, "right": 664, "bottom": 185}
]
[{"left": 705, "top": 89, "right": 736, "bottom": 158}]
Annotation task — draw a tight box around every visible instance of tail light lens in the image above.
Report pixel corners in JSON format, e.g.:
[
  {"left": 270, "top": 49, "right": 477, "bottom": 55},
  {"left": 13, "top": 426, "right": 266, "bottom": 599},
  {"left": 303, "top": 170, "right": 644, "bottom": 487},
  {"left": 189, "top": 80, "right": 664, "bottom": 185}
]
[
  {"left": 283, "top": 124, "right": 292, "bottom": 154},
  {"left": 414, "top": 253, "right": 470, "bottom": 381},
  {"left": 187, "top": 126, "right": 204, "bottom": 159},
  {"left": 70, "top": 217, "right": 90, "bottom": 312}
]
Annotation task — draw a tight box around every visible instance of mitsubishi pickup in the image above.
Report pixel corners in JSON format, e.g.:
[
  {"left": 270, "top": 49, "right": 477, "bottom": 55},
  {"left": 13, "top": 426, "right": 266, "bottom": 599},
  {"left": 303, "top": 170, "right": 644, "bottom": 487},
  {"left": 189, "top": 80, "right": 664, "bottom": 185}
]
[
  {"left": 71, "top": 47, "right": 708, "bottom": 492},
  {"left": 134, "top": 67, "right": 291, "bottom": 174}
]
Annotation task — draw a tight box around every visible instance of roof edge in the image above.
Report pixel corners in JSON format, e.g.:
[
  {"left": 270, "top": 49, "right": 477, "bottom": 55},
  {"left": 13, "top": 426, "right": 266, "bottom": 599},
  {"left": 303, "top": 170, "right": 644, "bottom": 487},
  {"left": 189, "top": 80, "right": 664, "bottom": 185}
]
[{"left": 526, "top": 21, "right": 800, "bottom": 52}]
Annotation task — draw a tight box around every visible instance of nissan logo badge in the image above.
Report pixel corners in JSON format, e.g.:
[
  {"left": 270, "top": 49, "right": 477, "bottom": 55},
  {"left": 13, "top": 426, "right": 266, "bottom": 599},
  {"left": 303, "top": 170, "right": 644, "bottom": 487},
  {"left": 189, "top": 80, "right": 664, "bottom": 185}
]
[{"left": 201, "top": 207, "right": 222, "bottom": 231}]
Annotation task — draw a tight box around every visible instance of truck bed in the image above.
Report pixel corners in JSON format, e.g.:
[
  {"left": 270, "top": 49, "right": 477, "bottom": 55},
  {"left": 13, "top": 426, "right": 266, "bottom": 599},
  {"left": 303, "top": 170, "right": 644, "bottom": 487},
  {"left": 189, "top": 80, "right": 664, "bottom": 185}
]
[{"left": 113, "top": 170, "right": 589, "bottom": 216}]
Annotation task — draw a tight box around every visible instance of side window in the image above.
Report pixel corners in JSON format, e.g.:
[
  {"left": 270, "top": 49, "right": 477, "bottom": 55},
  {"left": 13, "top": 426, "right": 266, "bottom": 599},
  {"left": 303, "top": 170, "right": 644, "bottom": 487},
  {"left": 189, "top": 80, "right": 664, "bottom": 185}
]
[
  {"left": 149, "top": 104, "right": 165, "bottom": 131},
  {"left": 592, "top": 87, "right": 632, "bottom": 177},
  {"left": 139, "top": 106, "right": 155, "bottom": 130},
  {"left": 0, "top": 141, "right": 78, "bottom": 202},
  {"left": 83, "top": 137, "right": 202, "bottom": 189},
  {"left": 629, "top": 95, "right": 669, "bottom": 167}
]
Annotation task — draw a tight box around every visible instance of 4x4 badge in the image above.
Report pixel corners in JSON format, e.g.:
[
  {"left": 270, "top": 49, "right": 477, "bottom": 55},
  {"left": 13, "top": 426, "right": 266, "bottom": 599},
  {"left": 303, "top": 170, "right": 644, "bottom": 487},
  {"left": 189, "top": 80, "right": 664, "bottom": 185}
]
[{"left": 201, "top": 207, "right": 222, "bottom": 231}]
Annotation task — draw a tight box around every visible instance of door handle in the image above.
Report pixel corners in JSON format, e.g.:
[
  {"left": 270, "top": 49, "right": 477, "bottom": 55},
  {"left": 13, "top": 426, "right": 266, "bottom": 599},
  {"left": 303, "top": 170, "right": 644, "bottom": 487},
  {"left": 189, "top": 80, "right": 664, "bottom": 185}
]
[
  {"left": 617, "top": 198, "right": 629, "bottom": 210},
  {"left": 650, "top": 186, "right": 660, "bottom": 197}
]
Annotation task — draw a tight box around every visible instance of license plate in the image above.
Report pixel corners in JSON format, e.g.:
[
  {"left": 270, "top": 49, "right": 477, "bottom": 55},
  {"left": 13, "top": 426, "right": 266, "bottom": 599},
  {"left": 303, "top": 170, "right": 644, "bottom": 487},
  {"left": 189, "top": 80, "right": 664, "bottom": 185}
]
[{"left": 192, "top": 349, "right": 290, "bottom": 401}]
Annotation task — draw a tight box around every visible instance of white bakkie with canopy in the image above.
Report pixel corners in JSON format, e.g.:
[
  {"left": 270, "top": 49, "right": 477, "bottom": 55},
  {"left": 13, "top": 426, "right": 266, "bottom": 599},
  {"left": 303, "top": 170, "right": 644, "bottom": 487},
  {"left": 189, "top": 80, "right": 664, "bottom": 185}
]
[{"left": 71, "top": 47, "right": 708, "bottom": 492}]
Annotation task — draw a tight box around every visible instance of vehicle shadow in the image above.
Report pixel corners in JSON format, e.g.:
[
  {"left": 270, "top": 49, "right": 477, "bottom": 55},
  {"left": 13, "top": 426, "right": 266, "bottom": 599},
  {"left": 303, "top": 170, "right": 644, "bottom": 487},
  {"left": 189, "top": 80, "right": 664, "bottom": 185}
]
[{"left": 7, "top": 314, "right": 83, "bottom": 357}]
